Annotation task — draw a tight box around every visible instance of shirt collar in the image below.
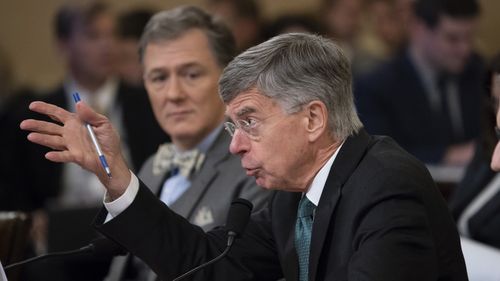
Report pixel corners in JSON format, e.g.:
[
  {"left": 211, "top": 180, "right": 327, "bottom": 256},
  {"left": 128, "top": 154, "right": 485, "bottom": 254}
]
[
  {"left": 197, "top": 124, "right": 223, "bottom": 153},
  {"left": 305, "top": 141, "right": 344, "bottom": 206},
  {"left": 409, "top": 47, "right": 438, "bottom": 91}
]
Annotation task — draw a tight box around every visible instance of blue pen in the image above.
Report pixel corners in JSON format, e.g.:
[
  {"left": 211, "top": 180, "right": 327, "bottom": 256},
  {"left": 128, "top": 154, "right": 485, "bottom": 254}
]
[{"left": 72, "top": 92, "right": 112, "bottom": 178}]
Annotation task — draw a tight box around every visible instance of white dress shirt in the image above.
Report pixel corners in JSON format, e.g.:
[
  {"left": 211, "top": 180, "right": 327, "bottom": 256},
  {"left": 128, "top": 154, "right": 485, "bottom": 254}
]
[{"left": 305, "top": 142, "right": 344, "bottom": 207}]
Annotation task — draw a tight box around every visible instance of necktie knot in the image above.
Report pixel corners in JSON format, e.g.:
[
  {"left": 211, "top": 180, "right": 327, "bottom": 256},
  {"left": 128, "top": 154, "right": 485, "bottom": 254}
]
[
  {"left": 152, "top": 143, "right": 205, "bottom": 177},
  {"left": 297, "top": 196, "right": 315, "bottom": 218}
]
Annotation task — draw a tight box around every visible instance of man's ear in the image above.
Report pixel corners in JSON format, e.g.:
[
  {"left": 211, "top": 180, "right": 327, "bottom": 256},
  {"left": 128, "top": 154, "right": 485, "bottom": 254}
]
[{"left": 303, "top": 101, "right": 328, "bottom": 142}]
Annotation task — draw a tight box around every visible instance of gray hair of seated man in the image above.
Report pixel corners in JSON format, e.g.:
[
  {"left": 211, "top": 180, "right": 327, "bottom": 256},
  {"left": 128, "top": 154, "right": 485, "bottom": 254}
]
[
  {"left": 138, "top": 5, "right": 236, "bottom": 68},
  {"left": 219, "top": 33, "right": 363, "bottom": 139}
]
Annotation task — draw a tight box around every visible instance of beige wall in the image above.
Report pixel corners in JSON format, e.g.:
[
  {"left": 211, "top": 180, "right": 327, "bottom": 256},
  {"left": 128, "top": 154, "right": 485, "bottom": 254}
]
[
  {"left": 0, "top": 0, "right": 498, "bottom": 91},
  {"left": 477, "top": 0, "right": 500, "bottom": 57}
]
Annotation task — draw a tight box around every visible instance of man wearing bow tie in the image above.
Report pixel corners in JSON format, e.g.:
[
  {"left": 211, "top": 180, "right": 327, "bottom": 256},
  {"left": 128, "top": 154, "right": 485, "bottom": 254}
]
[{"left": 101, "top": 6, "right": 270, "bottom": 281}]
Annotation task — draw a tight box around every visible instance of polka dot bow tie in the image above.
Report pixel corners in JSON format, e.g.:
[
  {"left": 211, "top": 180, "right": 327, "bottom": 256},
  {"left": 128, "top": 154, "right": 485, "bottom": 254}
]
[{"left": 152, "top": 143, "right": 205, "bottom": 177}]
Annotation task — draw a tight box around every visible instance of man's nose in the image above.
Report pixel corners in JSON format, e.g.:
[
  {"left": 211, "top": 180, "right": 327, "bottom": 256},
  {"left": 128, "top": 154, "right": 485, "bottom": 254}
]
[
  {"left": 229, "top": 129, "right": 250, "bottom": 155},
  {"left": 165, "top": 76, "right": 185, "bottom": 101}
]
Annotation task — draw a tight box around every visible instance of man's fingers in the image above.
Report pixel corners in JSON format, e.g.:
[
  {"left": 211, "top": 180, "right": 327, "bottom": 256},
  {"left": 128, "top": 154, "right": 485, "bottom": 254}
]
[
  {"left": 27, "top": 133, "right": 66, "bottom": 151},
  {"left": 45, "top": 150, "right": 74, "bottom": 163},
  {"left": 29, "top": 101, "right": 73, "bottom": 124},
  {"left": 20, "top": 119, "right": 63, "bottom": 136},
  {"left": 75, "top": 102, "right": 108, "bottom": 126}
]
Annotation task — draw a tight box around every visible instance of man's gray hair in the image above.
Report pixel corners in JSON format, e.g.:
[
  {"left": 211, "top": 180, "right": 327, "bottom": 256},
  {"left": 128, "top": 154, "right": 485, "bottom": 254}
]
[
  {"left": 139, "top": 6, "right": 236, "bottom": 67},
  {"left": 219, "top": 33, "right": 363, "bottom": 139}
]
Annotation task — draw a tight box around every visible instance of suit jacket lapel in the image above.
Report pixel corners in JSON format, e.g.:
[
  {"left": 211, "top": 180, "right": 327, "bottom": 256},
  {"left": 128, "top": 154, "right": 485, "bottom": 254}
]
[
  {"left": 308, "top": 129, "right": 372, "bottom": 281},
  {"left": 148, "top": 171, "right": 170, "bottom": 197},
  {"left": 277, "top": 192, "right": 301, "bottom": 281},
  {"left": 170, "top": 130, "right": 231, "bottom": 219}
]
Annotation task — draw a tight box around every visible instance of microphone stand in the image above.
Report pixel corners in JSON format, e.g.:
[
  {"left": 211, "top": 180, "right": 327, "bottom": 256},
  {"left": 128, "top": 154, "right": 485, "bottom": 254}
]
[
  {"left": 4, "top": 245, "right": 93, "bottom": 272},
  {"left": 172, "top": 233, "right": 236, "bottom": 281},
  {"left": 4, "top": 237, "right": 126, "bottom": 272},
  {"left": 172, "top": 199, "right": 252, "bottom": 281}
]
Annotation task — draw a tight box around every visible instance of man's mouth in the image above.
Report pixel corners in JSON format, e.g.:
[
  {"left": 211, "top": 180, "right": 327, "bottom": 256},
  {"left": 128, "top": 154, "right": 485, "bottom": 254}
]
[
  {"left": 244, "top": 167, "right": 259, "bottom": 177},
  {"left": 167, "top": 109, "right": 193, "bottom": 119}
]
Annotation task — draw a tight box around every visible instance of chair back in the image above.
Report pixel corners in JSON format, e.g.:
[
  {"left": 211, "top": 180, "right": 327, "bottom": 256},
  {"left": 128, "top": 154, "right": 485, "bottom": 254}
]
[{"left": 0, "top": 212, "right": 31, "bottom": 281}]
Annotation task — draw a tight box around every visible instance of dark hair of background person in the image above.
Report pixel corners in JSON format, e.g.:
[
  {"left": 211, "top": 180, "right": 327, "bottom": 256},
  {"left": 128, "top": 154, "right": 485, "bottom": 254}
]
[
  {"left": 117, "top": 8, "right": 155, "bottom": 40},
  {"left": 54, "top": 1, "right": 109, "bottom": 40},
  {"left": 207, "top": 0, "right": 260, "bottom": 21},
  {"left": 263, "top": 14, "right": 325, "bottom": 40},
  {"left": 138, "top": 6, "right": 236, "bottom": 68},
  {"left": 413, "top": 0, "right": 480, "bottom": 28}
]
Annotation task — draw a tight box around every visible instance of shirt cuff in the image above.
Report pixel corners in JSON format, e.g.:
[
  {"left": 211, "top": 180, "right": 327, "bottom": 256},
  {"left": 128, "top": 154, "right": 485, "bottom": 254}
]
[{"left": 103, "top": 171, "right": 140, "bottom": 220}]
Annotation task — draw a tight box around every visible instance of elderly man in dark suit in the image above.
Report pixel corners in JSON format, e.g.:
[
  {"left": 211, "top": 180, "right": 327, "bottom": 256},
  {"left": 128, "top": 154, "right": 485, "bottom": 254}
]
[
  {"left": 22, "top": 31, "right": 467, "bottom": 280},
  {"left": 355, "top": 0, "right": 483, "bottom": 166}
]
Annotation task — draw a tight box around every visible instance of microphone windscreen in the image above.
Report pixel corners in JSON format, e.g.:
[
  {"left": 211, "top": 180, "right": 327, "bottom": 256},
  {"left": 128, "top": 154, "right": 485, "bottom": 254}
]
[
  {"left": 225, "top": 199, "right": 253, "bottom": 237},
  {"left": 89, "top": 237, "right": 127, "bottom": 257}
]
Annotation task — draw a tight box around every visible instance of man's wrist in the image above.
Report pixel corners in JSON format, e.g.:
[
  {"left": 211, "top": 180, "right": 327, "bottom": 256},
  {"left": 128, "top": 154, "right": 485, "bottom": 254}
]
[
  {"left": 104, "top": 172, "right": 140, "bottom": 219},
  {"left": 103, "top": 158, "right": 132, "bottom": 201}
]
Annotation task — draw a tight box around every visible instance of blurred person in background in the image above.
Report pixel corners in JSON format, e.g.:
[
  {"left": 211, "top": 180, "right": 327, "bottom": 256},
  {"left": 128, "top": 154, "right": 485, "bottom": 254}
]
[
  {"left": 356, "top": 0, "right": 409, "bottom": 73},
  {"left": 355, "top": 0, "right": 484, "bottom": 166},
  {"left": 116, "top": 7, "right": 155, "bottom": 87},
  {"left": 450, "top": 53, "right": 500, "bottom": 249},
  {"left": 2, "top": 1, "right": 167, "bottom": 212},
  {"left": 263, "top": 13, "right": 324, "bottom": 40},
  {"left": 321, "top": 0, "right": 362, "bottom": 62},
  {"left": 205, "top": 0, "right": 263, "bottom": 52},
  {"left": 449, "top": 53, "right": 500, "bottom": 281},
  {"left": 0, "top": 1, "right": 167, "bottom": 280}
]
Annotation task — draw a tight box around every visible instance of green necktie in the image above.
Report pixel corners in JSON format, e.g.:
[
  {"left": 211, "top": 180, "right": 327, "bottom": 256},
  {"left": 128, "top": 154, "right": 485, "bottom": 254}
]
[{"left": 295, "top": 196, "right": 316, "bottom": 281}]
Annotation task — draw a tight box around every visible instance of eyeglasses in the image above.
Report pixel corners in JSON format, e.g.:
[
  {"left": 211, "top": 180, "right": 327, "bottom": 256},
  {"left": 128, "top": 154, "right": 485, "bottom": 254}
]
[
  {"left": 224, "top": 119, "right": 261, "bottom": 140},
  {"left": 224, "top": 104, "right": 303, "bottom": 140}
]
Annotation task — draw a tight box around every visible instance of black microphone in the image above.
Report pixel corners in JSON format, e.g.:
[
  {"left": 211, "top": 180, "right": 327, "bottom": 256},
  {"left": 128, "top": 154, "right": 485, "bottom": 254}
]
[
  {"left": 4, "top": 237, "right": 127, "bottom": 272},
  {"left": 172, "top": 198, "right": 253, "bottom": 281}
]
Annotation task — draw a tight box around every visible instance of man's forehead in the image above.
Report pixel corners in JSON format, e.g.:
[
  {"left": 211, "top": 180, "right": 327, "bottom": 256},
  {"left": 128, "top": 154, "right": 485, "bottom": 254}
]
[
  {"left": 225, "top": 91, "right": 277, "bottom": 116},
  {"left": 144, "top": 30, "right": 214, "bottom": 59},
  {"left": 143, "top": 41, "right": 217, "bottom": 72}
]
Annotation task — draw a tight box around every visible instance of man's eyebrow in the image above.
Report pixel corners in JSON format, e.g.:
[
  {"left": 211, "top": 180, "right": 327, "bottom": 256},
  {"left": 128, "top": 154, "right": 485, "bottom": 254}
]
[
  {"left": 178, "top": 62, "right": 203, "bottom": 71},
  {"left": 146, "top": 62, "right": 202, "bottom": 75},
  {"left": 235, "top": 107, "right": 256, "bottom": 117},
  {"left": 146, "top": 68, "right": 163, "bottom": 75}
]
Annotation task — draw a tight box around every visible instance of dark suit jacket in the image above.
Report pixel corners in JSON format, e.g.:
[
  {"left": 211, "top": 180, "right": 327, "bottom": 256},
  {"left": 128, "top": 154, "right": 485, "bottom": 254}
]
[
  {"left": 96, "top": 129, "right": 467, "bottom": 281},
  {"left": 105, "top": 129, "right": 271, "bottom": 281},
  {"left": 355, "top": 51, "right": 483, "bottom": 163},
  {"left": 449, "top": 144, "right": 500, "bottom": 249},
  {"left": 0, "top": 81, "right": 169, "bottom": 211}
]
